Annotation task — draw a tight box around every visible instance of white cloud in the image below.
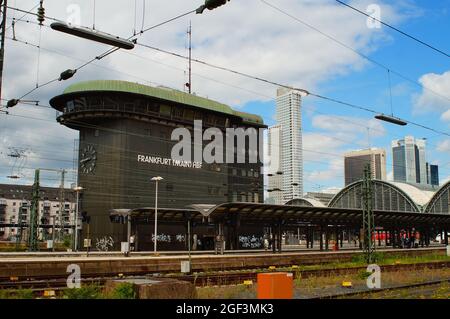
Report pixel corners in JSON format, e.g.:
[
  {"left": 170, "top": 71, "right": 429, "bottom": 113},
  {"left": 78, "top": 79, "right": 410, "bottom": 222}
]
[
  {"left": 312, "top": 115, "right": 386, "bottom": 138},
  {"left": 303, "top": 133, "right": 345, "bottom": 162},
  {"left": 386, "top": 170, "right": 393, "bottom": 181},
  {"left": 441, "top": 176, "right": 450, "bottom": 185},
  {"left": 302, "top": 113, "right": 388, "bottom": 185},
  {"left": 0, "top": 0, "right": 411, "bottom": 186},
  {"left": 305, "top": 158, "right": 343, "bottom": 182},
  {"left": 441, "top": 109, "right": 450, "bottom": 122},
  {"left": 3, "top": 0, "right": 411, "bottom": 104},
  {"left": 413, "top": 70, "right": 450, "bottom": 115},
  {"left": 436, "top": 139, "right": 450, "bottom": 153}
]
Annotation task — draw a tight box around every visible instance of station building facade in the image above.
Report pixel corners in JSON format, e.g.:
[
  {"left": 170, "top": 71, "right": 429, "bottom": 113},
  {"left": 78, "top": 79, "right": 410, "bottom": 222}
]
[{"left": 50, "top": 80, "right": 266, "bottom": 249}]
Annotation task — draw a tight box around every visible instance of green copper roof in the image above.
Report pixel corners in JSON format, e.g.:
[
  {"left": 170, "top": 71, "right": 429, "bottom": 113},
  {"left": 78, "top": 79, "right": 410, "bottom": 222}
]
[{"left": 56, "top": 80, "right": 264, "bottom": 125}]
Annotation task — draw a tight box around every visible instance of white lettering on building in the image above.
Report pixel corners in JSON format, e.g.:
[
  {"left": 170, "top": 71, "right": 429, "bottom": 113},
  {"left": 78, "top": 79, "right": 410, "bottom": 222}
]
[{"left": 137, "top": 154, "right": 202, "bottom": 169}]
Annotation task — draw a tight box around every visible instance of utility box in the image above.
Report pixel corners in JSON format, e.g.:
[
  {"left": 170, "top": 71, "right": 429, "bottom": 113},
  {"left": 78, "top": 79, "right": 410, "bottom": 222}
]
[
  {"left": 180, "top": 261, "right": 191, "bottom": 273},
  {"left": 447, "top": 245, "right": 450, "bottom": 257},
  {"left": 83, "top": 239, "right": 92, "bottom": 248},
  {"left": 46, "top": 240, "right": 53, "bottom": 249},
  {"left": 121, "top": 242, "right": 129, "bottom": 253},
  {"left": 257, "top": 272, "right": 293, "bottom": 299}
]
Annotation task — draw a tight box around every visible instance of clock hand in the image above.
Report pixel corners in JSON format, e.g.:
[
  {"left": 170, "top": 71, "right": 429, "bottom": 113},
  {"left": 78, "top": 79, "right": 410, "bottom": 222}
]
[{"left": 80, "top": 157, "right": 91, "bottom": 163}]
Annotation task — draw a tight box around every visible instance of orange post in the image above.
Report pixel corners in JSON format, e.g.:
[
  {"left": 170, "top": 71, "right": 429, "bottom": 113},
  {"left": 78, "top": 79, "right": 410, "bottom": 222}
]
[{"left": 257, "top": 272, "right": 293, "bottom": 299}]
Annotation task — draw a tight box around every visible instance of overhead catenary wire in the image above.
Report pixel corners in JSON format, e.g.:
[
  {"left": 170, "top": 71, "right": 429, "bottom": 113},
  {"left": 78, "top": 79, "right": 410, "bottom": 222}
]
[
  {"left": 135, "top": 42, "right": 450, "bottom": 138},
  {"left": 141, "top": 0, "right": 146, "bottom": 33},
  {"left": 6, "top": 36, "right": 161, "bottom": 87},
  {"left": 6, "top": 5, "right": 198, "bottom": 102},
  {"left": 1, "top": 38, "right": 448, "bottom": 170},
  {"left": 5, "top": 3, "right": 449, "bottom": 140},
  {"left": 1, "top": 5, "right": 448, "bottom": 185},
  {"left": 1, "top": 33, "right": 448, "bottom": 175},
  {"left": 3, "top": 104, "right": 450, "bottom": 178},
  {"left": 133, "top": 0, "right": 137, "bottom": 36},
  {"left": 259, "top": 0, "right": 450, "bottom": 104},
  {"left": 387, "top": 70, "right": 393, "bottom": 116},
  {"left": 5, "top": 2, "right": 39, "bottom": 31},
  {"left": 35, "top": 18, "right": 42, "bottom": 88},
  {"left": 335, "top": 0, "right": 450, "bottom": 58}
]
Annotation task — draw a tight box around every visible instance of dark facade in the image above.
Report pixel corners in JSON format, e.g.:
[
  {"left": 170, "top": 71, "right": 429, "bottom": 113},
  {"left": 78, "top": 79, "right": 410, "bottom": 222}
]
[
  {"left": 431, "top": 165, "right": 439, "bottom": 186},
  {"left": 429, "top": 164, "right": 439, "bottom": 187},
  {"left": 344, "top": 154, "right": 371, "bottom": 186},
  {"left": 393, "top": 145, "right": 406, "bottom": 182},
  {"left": 344, "top": 149, "right": 385, "bottom": 186},
  {"left": 50, "top": 80, "right": 266, "bottom": 248}
]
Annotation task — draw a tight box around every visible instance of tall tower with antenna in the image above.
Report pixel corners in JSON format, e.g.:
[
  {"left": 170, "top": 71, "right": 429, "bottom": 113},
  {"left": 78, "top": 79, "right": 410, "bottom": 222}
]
[
  {"left": 185, "top": 21, "right": 192, "bottom": 94},
  {"left": 0, "top": 0, "right": 8, "bottom": 103}
]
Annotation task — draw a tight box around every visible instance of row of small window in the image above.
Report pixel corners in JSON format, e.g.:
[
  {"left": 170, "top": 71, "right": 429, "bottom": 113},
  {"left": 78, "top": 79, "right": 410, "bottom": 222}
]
[
  {"left": 6, "top": 215, "right": 65, "bottom": 220},
  {"left": 9, "top": 202, "right": 70, "bottom": 207},
  {"left": 231, "top": 168, "right": 260, "bottom": 177},
  {"left": 9, "top": 207, "right": 70, "bottom": 213},
  {"left": 231, "top": 192, "right": 260, "bottom": 203},
  {"left": 66, "top": 97, "right": 229, "bottom": 127}
]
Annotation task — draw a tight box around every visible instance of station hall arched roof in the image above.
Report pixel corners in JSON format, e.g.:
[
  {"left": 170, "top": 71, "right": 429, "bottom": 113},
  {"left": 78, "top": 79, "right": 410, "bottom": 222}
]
[
  {"left": 424, "top": 180, "right": 450, "bottom": 214},
  {"left": 328, "top": 180, "right": 435, "bottom": 213},
  {"left": 285, "top": 198, "right": 325, "bottom": 207}
]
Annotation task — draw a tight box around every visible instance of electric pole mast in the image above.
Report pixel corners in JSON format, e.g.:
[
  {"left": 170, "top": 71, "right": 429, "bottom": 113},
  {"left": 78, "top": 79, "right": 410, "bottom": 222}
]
[
  {"left": 0, "top": 0, "right": 8, "bottom": 102},
  {"left": 58, "top": 169, "right": 65, "bottom": 241},
  {"left": 362, "top": 164, "right": 375, "bottom": 263},
  {"left": 28, "top": 169, "right": 40, "bottom": 251},
  {"left": 186, "top": 21, "right": 192, "bottom": 94}
]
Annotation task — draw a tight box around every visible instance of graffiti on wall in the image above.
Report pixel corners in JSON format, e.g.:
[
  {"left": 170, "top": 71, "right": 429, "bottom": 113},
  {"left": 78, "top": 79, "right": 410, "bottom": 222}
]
[
  {"left": 95, "top": 236, "right": 114, "bottom": 251},
  {"left": 239, "top": 235, "right": 263, "bottom": 248},
  {"left": 151, "top": 233, "right": 186, "bottom": 243}
]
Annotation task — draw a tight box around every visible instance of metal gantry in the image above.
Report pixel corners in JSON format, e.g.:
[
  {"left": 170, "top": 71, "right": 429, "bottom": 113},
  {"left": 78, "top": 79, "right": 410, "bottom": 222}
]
[
  {"left": 28, "top": 170, "right": 40, "bottom": 251},
  {"left": 0, "top": 0, "right": 7, "bottom": 103},
  {"left": 362, "top": 164, "right": 375, "bottom": 263}
]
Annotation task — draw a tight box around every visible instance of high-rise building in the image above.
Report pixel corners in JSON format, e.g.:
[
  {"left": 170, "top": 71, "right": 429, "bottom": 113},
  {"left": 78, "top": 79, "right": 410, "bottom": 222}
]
[
  {"left": 392, "top": 136, "right": 428, "bottom": 185},
  {"left": 344, "top": 148, "right": 386, "bottom": 185},
  {"left": 426, "top": 163, "right": 439, "bottom": 187},
  {"left": 267, "top": 88, "right": 303, "bottom": 204},
  {"left": 267, "top": 125, "right": 283, "bottom": 204}
]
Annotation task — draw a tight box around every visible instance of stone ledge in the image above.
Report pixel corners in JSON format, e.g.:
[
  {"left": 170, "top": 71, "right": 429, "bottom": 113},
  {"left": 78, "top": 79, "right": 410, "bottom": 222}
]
[{"left": 105, "top": 278, "right": 197, "bottom": 299}]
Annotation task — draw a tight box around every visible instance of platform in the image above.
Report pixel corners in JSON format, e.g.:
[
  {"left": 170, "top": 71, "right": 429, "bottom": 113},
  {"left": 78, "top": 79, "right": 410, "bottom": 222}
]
[{"left": 0, "top": 246, "right": 445, "bottom": 279}]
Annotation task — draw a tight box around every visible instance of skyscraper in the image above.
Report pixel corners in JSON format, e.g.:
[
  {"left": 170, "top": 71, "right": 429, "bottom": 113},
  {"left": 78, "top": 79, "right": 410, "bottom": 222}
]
[
  {"left": 344, "top": 148, "right": 386, "bottom": 186},
  {"left": 267, "top": 125, "right": 283, "bottom": 204},
  {"left": 426, "top": 163, "right": 439, "bottom": 187},
  {"left": 392, "top": 136, "right": 428, "bottom": 185},
  {"left": 267, "top": 88, "right": 303, "bottom": 204}
]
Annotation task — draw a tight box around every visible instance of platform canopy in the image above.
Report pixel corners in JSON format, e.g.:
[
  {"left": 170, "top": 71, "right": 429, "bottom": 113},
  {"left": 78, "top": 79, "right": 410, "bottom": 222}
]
[{"left": 110, "top": 202, "right": 450, "bottom": 228}]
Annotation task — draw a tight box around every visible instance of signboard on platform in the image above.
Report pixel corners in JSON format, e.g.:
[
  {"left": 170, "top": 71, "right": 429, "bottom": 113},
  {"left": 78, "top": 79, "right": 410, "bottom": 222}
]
[
  {"left": 180, "top": 261, "right": 191, "bottom": 273},
  {"left": 121, "top": 242, "right": 129, "bottom": 253}
]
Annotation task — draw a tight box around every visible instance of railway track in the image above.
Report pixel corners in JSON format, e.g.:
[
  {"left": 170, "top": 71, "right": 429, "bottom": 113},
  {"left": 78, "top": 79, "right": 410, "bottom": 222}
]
[
  {"left": 315, "top": 279, "right": 450, "bottom": 299},
  {"left": 2, "top": 260, "right": 448, "bottom": 289},
  {"left": 174, "top": 261, "right": 450, "bottom": 286}
]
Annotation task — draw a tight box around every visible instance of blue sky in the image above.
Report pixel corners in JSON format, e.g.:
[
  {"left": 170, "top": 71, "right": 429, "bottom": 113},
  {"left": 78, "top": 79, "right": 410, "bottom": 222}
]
[
  {"left": 0, "top": 0, "right": 449, "bottom": 193},
  {"left": 241, "top": 0, "right": 450, "bottom": 192}
]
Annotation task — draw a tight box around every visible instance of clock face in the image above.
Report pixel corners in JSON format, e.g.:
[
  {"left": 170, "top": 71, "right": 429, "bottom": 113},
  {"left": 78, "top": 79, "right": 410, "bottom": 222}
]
[{"left": 80, "top": 145, "right": 97, "bottom": 174}]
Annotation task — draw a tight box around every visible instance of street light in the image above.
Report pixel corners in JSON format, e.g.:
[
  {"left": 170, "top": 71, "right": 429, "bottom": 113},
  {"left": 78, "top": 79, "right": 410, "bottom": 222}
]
[
  {"left": 374, "top": 114, "right": 407, "bottom": 126},
  {"left": 50, "top": 22, "right": 135, "bottom": 50},
  {"left": 72, "top": 186, "right": 83, "bottom": 251},
  {"left": 151, "top": 176, "right": 163, "bottom": 253}
]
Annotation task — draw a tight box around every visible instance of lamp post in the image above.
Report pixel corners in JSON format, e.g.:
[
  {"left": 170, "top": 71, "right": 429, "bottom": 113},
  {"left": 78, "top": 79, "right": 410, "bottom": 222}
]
[
  {"left": 151, "top": 176, "right": 163, "bottom": 253},
  {"left": 72, "top": 186, "right": 83, "bottom": 251}
]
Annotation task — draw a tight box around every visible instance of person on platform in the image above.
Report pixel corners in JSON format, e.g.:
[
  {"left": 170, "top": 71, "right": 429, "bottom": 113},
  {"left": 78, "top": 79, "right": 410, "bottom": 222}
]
[{"left": 129, "top": 234, "right": 135, "bottom": 252}]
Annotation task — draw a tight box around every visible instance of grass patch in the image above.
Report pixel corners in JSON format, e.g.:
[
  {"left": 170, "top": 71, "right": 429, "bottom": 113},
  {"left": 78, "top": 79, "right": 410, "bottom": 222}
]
[
  {"left": 108, "top": 282, "right": 136, "bottom": 299},
  {"left": 62, "top": 284, "right": 103, "bottom": 299},
  {"left": 0, "top": 288, "right": 34, "bottom": 299}
]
